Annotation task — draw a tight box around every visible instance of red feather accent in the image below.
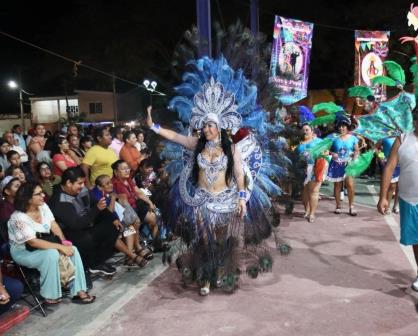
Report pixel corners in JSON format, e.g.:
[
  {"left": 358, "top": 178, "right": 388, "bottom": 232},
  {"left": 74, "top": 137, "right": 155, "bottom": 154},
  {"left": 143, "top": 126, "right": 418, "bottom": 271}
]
[{"left": 232, "top": 128, "right": 250, "bottom": 143}]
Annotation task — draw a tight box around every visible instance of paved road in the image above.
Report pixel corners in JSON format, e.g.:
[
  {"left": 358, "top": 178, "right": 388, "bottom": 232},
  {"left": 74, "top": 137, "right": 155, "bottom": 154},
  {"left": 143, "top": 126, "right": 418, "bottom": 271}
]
[{"left": 9, "top": 179, "right": 418, "bottom": 336}]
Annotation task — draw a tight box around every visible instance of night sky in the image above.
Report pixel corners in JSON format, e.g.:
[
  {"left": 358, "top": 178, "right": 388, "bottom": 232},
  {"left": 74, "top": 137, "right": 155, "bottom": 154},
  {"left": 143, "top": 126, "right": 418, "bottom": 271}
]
[{"left": 0, "top": 0, "right": 416, "bottom": 114}]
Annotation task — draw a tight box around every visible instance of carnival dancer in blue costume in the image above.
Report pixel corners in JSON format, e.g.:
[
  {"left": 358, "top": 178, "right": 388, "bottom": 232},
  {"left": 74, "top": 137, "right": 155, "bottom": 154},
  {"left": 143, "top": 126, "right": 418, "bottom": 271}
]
[
  {"left": 148, "top": 84, "right": 279, "bottom": 296},
  {"left": 148, "top": 56, "right": 288, "bottom": 296},
  {"left": 146, "top": 86, "right": 248, "bottom": 295},
  {"left": 327, "top": 116, "right": 359, "bottom": 216},
  {"left": 296, "top": 124, "right": 324, "bottom": 223},
  {"left": 381, "top": 137, "right": 400, "bottom": 214}
]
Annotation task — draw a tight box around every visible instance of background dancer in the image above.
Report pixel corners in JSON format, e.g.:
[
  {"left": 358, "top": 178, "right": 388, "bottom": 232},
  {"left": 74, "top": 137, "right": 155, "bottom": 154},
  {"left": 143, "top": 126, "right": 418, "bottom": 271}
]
[
  {"left": 296, "top": 123, "right": 324, "bottom": 223},
  {"left": 327, "top": 116, "right": 359, "bottom": 216}
]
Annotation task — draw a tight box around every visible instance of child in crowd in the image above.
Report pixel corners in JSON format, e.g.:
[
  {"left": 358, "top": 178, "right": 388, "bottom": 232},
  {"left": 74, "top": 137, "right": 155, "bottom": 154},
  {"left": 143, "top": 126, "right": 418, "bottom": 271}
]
[
  {"left": 36, "top": 162, "right": 61, "bottom": 199},
  {"left": 5, "top": 166, "right": 26, "bottom": 184},
  {"left": 6, "top": 150, "right": 34, "bottom": 182}
]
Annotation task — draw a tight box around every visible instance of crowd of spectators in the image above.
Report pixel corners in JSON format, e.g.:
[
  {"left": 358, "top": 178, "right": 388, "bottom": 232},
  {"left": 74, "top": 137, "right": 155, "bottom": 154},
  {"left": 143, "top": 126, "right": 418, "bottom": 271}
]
[{"left": 0, "top": 122, "right": 173, "bottom": 314}]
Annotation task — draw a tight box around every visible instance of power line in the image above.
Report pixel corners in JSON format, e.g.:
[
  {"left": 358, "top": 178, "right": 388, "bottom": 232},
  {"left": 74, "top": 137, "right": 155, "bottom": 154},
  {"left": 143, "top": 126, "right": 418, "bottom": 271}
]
[
  {"left": 235, "top": 0, "right": 410, "bottom": 33},
  {"left": 0, "top": 30, "right": 166, "bottom": 96}
]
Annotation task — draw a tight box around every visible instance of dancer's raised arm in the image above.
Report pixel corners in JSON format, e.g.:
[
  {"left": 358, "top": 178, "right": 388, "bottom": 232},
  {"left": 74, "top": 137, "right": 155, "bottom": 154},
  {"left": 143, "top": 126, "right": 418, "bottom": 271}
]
[{"left": 146, "top": 106, "right": 197, "bottom": 150}]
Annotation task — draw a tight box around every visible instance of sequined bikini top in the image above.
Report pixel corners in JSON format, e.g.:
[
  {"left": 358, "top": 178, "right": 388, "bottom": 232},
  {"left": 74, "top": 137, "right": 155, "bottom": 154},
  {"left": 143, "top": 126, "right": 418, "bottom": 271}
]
[{"left": 197, "top": 153, "right": 228, "bottom": 186}]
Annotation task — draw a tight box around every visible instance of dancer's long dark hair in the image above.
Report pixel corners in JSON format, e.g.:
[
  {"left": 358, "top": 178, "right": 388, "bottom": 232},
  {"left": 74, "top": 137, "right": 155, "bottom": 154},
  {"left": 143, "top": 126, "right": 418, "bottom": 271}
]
[{"left": 192, "top": 129, "right": 234, "bottom": 186}]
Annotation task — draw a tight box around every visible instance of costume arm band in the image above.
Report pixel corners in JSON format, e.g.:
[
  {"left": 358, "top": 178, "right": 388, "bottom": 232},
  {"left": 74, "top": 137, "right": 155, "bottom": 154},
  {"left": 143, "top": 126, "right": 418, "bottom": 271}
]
[
  {"left": 238, "top": 190, "right": 247, "bottom": 200},
  {"left": 150, "top": 123, "right": 161, "bottom": 134}
]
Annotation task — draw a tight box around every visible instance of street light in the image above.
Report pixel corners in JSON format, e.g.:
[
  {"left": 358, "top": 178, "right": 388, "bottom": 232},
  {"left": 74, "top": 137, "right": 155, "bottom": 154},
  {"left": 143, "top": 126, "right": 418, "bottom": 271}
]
[
  {"left": 143, "top": 79, "right": 158, "bottom": 105},
  {"left": 7, "top": 80, "right": 25, "bottom": 131}
]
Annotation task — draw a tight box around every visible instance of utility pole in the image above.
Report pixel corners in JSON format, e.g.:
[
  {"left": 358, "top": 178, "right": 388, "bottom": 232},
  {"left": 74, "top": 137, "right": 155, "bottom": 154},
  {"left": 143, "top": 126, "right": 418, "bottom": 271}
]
[
  {"left": 196, "top": 0, "right": 212, "bottom": 57},
  {"left": 18, "top": 68, "right": 25, "bottom": 132},
  {"left": 112, "top": 72, "right": 118, "bottom": 124},
  {"left": 250, "top": 0, "right": 259, "bottom": 80},
  {"left": 19, "top": 88, "right": 24, "bottom": 131}
]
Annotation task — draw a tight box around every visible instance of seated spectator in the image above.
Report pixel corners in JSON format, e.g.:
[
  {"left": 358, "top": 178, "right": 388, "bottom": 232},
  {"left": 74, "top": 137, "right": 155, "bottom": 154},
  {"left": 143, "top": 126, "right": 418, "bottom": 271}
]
[
  {"left": 81, "top": 127, "right": 118, "bottom": 190},
  {"left": 25, "top": 128, "right": 34, "bottom": 147},
  {"left": 28, "top": 124, "right": 49, "bottom": 164},
  {"left": 135, "top": 129, "right": 147, "bottom": 151},
  {"left": 5, "top": 166, "right": 26, "bottom": 184},
  {"left": 109, "top": 127, "right": 125, "bottom": 158},
  {"left": 36, "top": 162, "right": 61, "bottom": 199},
  {"left": 12, "top": 124, "right": 26, "bottom": 152},
  {"left": 3, "top": 131, "right": 28, "bottom": 165},
  {"left": 0, "top": 177, "right": 21, "bottom": 226},
  {"left": 120, "top": 131, "right": 142, "bottom": 177},
  {"left": 67, "top": 124, "right": 79, "bottom": 138},
  {"left": 67, "top": 134, "right": 82, "bottom": 165},
  {"left": 79, "top": 135, "right": 93, "bottom": 158},
  {"left": 51, "top": 137, "right": 78, "bottom": 177},
  {"left": 135, "top": 158, "right": 155, "bottom": 191},
  {"left": 0, "top": 267, "right": 23, "bottom": 315},
  {"left": 8, "top": 183, "right": 95, "bottom": 304},
  {"left": 0, "top": 139, "right": 10, "bottom": 173},
  {"left": 48, "top": 167, "right": 120, "bottom": 278},
  {"left": 111, "top": 160, "right": 166, "bottom": 252},
  {"left": 6, "top": 150, "right": 33, "bottom": 182},
  {"left": 136, "top": 159, "right": 170, "bottom": 241},
  {"left": 91, "top": 175, "right": 151, "bottom": 266}
]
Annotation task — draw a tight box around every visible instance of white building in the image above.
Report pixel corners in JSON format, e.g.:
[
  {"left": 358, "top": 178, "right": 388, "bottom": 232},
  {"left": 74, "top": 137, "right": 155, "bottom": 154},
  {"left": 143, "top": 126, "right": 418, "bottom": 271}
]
[{"left": 30, "top": 90, "right": 116, "bottom": 124}]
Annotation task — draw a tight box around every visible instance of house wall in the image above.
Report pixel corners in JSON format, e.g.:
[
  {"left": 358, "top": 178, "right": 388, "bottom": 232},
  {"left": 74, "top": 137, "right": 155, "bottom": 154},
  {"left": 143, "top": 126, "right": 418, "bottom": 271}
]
[
  {"left": 77, "top": 91, "right": 115, "bottom": 122},
  {"left": 0, "top": 118, "right": 31, "bottom": 134}
]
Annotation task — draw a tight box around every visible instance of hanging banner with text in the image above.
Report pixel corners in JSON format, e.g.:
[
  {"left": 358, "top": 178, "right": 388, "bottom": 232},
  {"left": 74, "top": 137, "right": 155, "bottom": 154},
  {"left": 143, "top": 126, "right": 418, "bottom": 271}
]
[
  {"left": 269, "top": 16, "right": 314, "bottom": 105},
  {"left": 354, "top": 30, "right": 390, "bottom": 103}
]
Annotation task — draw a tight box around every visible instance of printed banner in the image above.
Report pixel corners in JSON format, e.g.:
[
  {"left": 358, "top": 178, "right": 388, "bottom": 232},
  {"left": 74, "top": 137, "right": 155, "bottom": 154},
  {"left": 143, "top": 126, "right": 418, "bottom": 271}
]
[
  {"left": 354, "top": 30, "right": 390, "bottom": 103},
  {"left": 269, "top": 16, "right": 314, "bottom": 105}
]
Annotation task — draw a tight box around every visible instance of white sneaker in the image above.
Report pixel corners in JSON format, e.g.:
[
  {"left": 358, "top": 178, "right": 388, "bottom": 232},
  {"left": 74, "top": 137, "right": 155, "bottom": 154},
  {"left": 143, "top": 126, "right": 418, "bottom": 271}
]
[{"left": 412, "top": 277, "right": 418, "bottom": 292}]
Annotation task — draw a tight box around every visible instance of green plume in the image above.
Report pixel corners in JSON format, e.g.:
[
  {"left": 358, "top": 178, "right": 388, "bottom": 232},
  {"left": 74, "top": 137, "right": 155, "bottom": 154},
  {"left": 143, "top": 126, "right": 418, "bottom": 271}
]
[
  {"left": 371, "top": 76, "right": 397, "bottom": 87},
  {"left": 383, "top": 60, "right": 405, "bottom": 84},
  {"left": 309, "top": 114, "right": 336, "bottom": 127},
  {"left": 347, "top": 86, "right": 373, "bottom": 99},
  {"left": 306, "top": 138, "right": 333, "bottom": 161},
  {"left": 345, "top": 150, "right": 375, "bottom": 177},
  {"left": 312, "top": 102, "right": 342, "bottom": 114}
]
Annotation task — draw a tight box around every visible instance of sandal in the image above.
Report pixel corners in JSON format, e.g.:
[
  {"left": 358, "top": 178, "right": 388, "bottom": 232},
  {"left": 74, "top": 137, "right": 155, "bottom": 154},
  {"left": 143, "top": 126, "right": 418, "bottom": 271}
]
[
  {"left": 137, "top": 247, "right": 154, "bottom": 261},
  {"left": 72, "top": 293, "right": 96, "bottom": 305},
  {"left": 349, "top": 207, "right": 358, "bottom": 216},
  {"left": 308, "top": 215, "right": 315, "bottom": 223},
  {"left": 334, "top": 207, "right": 342, "bottom": 214},
  {"left": 44, "top": 298, "right": 62, "bottom": 305},
  {"left": 126, "top": 255, "right": 148, "bottom": 268}
]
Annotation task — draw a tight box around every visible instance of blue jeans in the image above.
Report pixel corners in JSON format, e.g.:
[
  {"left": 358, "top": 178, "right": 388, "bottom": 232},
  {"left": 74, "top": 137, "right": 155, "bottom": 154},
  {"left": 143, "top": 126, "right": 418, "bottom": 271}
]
[{"left": 0, "top": 276, "right": 23, "bottom": 315}]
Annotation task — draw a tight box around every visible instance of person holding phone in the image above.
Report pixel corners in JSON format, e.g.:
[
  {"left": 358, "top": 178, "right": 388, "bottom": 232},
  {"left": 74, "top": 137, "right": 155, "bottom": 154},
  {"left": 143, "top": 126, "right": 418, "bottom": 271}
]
[
  {"left": 91, "top": 175, "right": 150, "bottom": 267},
  {"left": 48, "top": 167, "right": 120, "bottom": 280}
]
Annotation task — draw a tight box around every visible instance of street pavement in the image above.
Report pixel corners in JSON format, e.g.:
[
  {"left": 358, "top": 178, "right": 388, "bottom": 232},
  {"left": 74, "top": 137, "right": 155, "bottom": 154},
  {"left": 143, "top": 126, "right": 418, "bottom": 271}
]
[{"left": 8, "top": 179, "right": 418, "bottom": 336}]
